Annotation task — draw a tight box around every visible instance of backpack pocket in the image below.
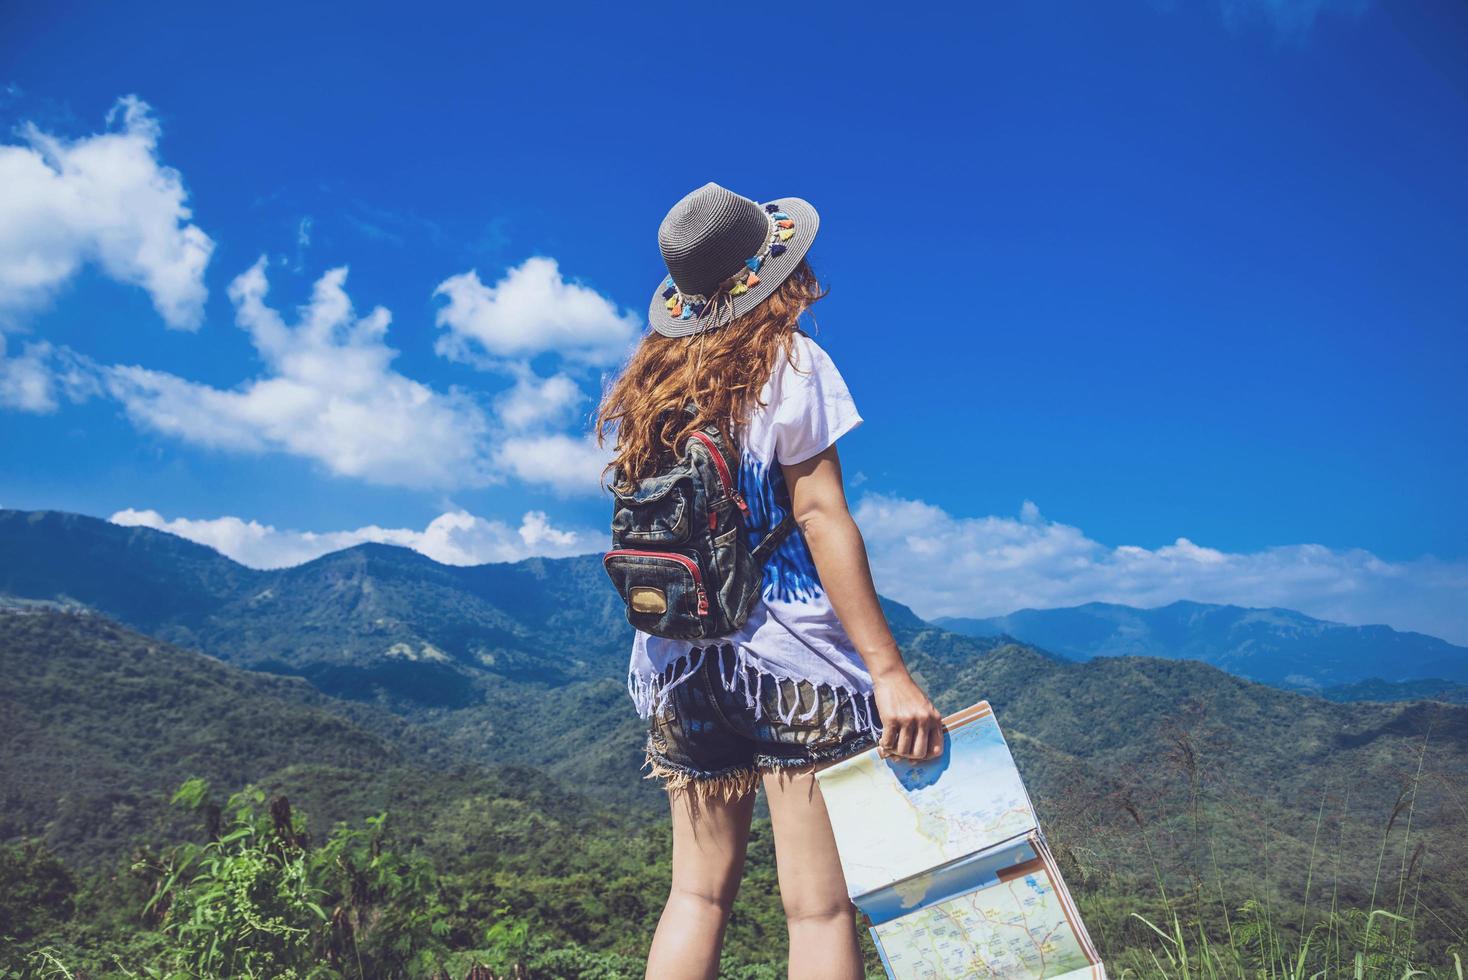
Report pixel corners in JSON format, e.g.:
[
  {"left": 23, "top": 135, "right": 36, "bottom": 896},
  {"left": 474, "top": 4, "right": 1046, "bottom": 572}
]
[
  {"left": 611, "top": 477, "right": 693, "bottom": 548},
  {"left": 707, "top": 524, "right": 762, "bottom": 631},
  {"left": 603, "top": 549, "right": 710, "bottom": 639}
]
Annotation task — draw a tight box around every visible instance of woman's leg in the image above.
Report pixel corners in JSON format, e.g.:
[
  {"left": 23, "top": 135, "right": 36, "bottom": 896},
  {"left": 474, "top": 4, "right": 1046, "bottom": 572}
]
[
  {"left": 762, "top": 768, "right": 864, "bottom": 980},
  {"left": 645, "top": 784, "right": 757, "bottom": 980}
]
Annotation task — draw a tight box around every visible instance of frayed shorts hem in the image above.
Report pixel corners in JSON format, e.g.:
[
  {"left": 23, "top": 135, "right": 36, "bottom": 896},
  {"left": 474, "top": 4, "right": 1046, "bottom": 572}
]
[
  {"left": 643, "top": 732, "right": 878, "bottom": 803},
  {"left": 754, "top": 732, "right": 879, "bottom": 771},
  {"left": 643, "top": 750, "right": 762, "bottom": 802}
]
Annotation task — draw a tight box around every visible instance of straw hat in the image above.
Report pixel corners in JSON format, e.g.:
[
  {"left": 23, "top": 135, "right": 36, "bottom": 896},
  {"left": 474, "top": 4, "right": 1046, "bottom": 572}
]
[{"left": 648, "top": 182, "right": 820, "bottom": 337}]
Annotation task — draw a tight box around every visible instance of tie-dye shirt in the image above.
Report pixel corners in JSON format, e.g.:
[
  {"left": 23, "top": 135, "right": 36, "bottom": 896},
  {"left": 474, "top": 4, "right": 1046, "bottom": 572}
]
[{"left": 626, "top": 332, "right": 880, "bottom": 735}]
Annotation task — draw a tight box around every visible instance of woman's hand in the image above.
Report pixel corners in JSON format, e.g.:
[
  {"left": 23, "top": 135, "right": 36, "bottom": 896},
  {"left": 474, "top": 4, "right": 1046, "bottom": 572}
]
[{"left": 872, "top": 667, "right": 944, "bottom": 762}]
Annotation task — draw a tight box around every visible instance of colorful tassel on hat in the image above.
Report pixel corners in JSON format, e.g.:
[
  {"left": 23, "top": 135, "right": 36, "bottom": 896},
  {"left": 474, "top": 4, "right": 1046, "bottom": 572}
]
[
  {"left": 771, "top": 212, "right": 789, "bottom": 220},
  {"left": 746, "top": 256, "right": 762, "bottom": 272},
  {"left": 776, "top": 219, "right": 794, "bottom": 229},
  {"left": 671, "top": 299, "right": 683, "bottom": 316},
  {"left": 666, "top": 296, "right": 678, "bottom": 310},
  {"left": 769, "top": 243, "right": 787, "bottom": 257},
  {"left": 765, "top": 203, "right": 780, "bottom": 213},
  {"left": 745, "top": 273, "right": 760, "bottom": 287},
  {"left": 730, "top": 282, "right": 749, "bottom": 296},
  {"left": 691, "top": 301, "right": 706, "bottom": 316},
  {"left": 680, "top": 304, "right": 695, "bottom": 319},
  {"left": 662, "top": 286, "right": 676, "bottom": 299},
  {"left": 779, "top": 228, "right": 796, "bottom": 241},
  {"left": 663, "top": 275, "right": 675, "bottom": 288}
]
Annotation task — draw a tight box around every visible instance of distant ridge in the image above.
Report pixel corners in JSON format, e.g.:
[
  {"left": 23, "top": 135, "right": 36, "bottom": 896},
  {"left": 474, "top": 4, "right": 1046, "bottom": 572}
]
[
  {"left": 0, "top": 508, "right": 629, "bottom": 706},
  {"left": 0, "top": 509, "right": 1008, "bottom": 707},
  {"left": 3, "top": 508, "right": 1463, "bottom": 700},
  {"left": 1321, "top": 677, "right": 1468, "bottom": 705},
  {"left": 936, "top": 600, "right": 1468, "bottom": 689}
]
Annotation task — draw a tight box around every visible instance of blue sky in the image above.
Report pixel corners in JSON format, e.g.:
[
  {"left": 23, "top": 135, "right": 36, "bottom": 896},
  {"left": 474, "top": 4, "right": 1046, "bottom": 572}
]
[{"left": 2, "top": 1, "right": 1465, "bottom": 641}]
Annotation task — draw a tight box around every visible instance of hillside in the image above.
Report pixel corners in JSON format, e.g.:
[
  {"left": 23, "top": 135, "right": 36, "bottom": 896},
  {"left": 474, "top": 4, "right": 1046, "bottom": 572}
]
[
  {"left": 0, "top": 609, "right": 621, "bottom": 868},
  {"left": 0, "top": 608, "right": 810, "bottom": 974},
  {"left": 0, "top": 509, "right": 261, "bottom": 630},
  {"left": 0, "top": 510, "right": 631, "bottom": 706},
  {"left": 937, "top": 599, "right": 1468, "bottom": 688},
  {"left": 6, "top": 608, "right": 1465, "bottom": 957},
  {"left": 3, "top": 509, "right": 1465, "bottom": 829},
  {"left": 4, "top": 511, "right": 1467, "bottom": 969},
  {"left": 1321, "top": 677, "right": 1468, "bottom": 704}
]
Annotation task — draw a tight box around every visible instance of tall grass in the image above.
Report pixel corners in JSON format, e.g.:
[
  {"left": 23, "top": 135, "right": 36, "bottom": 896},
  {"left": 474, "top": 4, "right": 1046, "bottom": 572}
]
[{"left": 1099, "top": 711, "right": 1465, "bottom": 979}]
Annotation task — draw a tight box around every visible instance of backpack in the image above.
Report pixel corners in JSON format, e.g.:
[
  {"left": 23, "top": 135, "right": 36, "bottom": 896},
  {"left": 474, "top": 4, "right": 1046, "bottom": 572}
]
[{"left": 604, "top": 405, "right": 794, "bottom": 640}]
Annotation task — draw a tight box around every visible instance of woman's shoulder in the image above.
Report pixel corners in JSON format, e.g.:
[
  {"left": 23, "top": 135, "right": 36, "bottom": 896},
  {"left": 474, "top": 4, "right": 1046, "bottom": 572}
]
[
  {"left": 784, "top": 330, "right": 840, "bottom": 378},
  {"left": 753, "top": 332, "right": 850, "bottom": 420}
]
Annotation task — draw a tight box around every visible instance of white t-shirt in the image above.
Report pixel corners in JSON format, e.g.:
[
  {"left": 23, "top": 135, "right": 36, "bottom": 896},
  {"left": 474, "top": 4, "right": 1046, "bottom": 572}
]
[{"left": 626, "top": 332, "right": 879, "bottom": 733}]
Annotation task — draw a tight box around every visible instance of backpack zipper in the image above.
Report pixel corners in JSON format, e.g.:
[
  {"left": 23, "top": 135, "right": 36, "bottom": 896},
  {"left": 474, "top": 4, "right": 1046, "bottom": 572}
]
[
  {"left": 687, "top": 431, "right": 749, "bottom": 515},
  {"left": 603, "top": 549, "right": 709, "bottom": 616}
]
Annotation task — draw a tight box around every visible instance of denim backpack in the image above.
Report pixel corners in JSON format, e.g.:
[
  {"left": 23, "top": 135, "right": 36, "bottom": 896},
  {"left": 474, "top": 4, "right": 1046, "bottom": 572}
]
[{"left": 604, "top": 406, "right": 794, "bottom": 640}]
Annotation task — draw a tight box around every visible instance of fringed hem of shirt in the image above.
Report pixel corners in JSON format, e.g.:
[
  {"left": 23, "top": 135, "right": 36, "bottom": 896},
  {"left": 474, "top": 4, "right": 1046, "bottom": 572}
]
[{"left": 626, "top": 642, "right": 883, "bottom": 741}]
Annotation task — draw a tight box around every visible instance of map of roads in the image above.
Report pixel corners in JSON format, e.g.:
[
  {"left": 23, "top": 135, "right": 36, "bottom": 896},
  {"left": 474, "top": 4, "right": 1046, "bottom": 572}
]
[
  {"left": 815, "top": 702, "right": 1106, "bottom": 980},
  {"left": 874, "top": 865, "right": 1095, "bottom": 979},
  {"left": 817, "top": 703, "right": 1038, "bottom": 897}
]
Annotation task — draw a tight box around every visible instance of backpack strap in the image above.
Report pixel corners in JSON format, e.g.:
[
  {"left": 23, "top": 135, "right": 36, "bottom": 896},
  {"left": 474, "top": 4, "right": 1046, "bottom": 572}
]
[
  {"left": 679, "top": 398, "right": 795, "bottom": 567},
  {"left": 750, "top": 511, "right": 796, "bottom": 567}
]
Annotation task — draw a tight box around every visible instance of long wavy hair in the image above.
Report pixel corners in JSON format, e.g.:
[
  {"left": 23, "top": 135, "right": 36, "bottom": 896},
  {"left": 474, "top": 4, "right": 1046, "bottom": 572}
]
[{"left": 596, "top": 259, "right": 828, "bottom": 491}]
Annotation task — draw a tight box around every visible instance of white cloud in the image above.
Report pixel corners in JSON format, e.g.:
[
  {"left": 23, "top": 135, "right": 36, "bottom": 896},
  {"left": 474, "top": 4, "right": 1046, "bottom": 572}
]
[
  {"left": 493, "top": 432, "right": 612, "bottom": 496},
  {"left": 292, "top": 215, "right": 313, "bottom": 272},
  {"left": 495, "top": 368, "right": 585, "bottom": 431},
  {"left": 104, "top": 259, "right": 496, "bottom": 489},
  {"left": 0, "top": 337, "right": 100, "bottom": 413},
  {"left": 0, "top": 95, "right": 214, "bottom": 329},
  {"left": 110, "top": 506, "right": 598, "bottom": 570},
  {"left": 433, "top": 256, "right": 640, "bottom": 366},
  {"left": 854, "top": 494, "right": 1468, "bottom": 644},
  {"left": 0, "top": 338, "right": 59, "bottom": 412},
  {"left": 0, "top": 97, "right": 613, "bottom": 497}
]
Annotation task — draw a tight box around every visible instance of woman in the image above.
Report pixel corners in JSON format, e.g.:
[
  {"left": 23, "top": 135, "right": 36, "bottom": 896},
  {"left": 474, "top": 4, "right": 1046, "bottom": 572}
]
[{"left": 597, "top": 183, "right": 943, "bottom": 980}]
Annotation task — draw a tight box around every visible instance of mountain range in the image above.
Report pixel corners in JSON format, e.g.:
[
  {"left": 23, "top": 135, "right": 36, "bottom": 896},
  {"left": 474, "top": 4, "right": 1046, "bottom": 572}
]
[
  {"left": 4, "top": 506, "right": 1466, "bottom": 959},
  {"left": 0, "top": 508, "right": 1007, "bottom": 811},
  {"left": 937, "top": 600, "right": 1468, "bottom": 691},
  {"left": 5, "top": 509, "right": 1466, "bottom": 700}
]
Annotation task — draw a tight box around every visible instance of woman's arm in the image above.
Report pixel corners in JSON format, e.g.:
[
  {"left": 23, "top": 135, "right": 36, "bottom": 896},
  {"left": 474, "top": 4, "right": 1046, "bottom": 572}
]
[{"left": 781, "top": 444, "right": 944, "bottom": 761}]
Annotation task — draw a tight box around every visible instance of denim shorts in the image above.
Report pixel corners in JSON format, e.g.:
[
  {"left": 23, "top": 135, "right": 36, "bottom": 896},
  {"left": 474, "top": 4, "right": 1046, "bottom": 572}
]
[{"left": 643, "top": 644, "right": 880, "bottom": 801}]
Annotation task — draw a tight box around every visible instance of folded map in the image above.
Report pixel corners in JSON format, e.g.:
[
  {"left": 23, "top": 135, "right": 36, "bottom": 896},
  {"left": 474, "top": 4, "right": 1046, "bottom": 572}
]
[{"left": 815, "top": 701, "right": 1106, "bottom": 979}]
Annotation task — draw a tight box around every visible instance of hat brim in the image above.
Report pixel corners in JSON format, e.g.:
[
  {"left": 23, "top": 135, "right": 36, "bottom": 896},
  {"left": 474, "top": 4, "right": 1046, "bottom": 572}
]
[{"left": 647, "top": 196, "right": 820, "bottom": 338}]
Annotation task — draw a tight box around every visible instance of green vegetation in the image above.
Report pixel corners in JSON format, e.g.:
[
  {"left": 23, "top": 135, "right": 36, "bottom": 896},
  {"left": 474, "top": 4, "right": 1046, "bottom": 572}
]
[
  {"left": 0, "top": 779, "right": 789, "bottom": 979},
  {"left": 4, "top": 607, "right": 1466, "bottom": 974},
  {"left": 140, "top": 779, "right": 450, "bottom": 978},
  {"left": 4, "top": 610, "right": 1464, "bottom": 976},
  {"left": 3, "top": 775, "right": 1462, "bottom": 978},
  {"left": 1321, "top": 678, "right": 1468, "bottom": 706},
  {"left": 1078, "top": 708, "right": 1467, "bottom": 978},
  {"left": 2, "top": 509, "right": 1466, "bottom": 976}
]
